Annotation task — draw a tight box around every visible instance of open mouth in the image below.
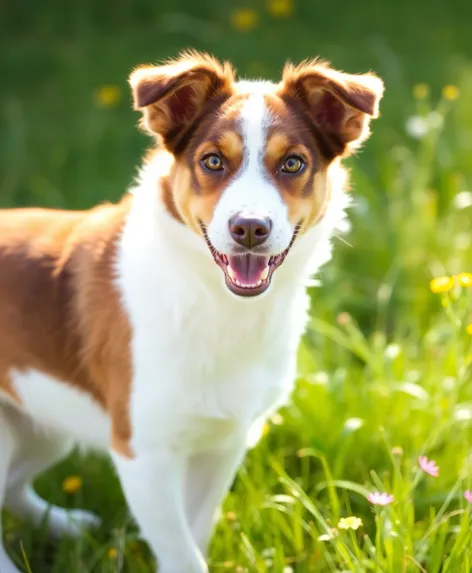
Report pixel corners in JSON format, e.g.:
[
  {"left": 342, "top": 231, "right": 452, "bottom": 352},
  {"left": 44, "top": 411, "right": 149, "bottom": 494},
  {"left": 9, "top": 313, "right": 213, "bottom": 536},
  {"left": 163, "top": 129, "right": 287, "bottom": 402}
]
[{"left": 201, "top": 225, "right": 299, "bottom": 297}]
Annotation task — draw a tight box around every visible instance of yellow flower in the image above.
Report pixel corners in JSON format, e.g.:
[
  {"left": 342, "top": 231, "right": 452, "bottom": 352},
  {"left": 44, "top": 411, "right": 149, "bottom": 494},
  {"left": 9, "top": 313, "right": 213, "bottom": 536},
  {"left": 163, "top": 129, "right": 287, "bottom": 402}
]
[
  {"left": 458, "top": 273, "right": 472, "bottom": 287},
  {"left": 94, "top": 85, "right": 121, "bottom": 108},
  {"left": 338, "top": 516, "right": 363, "bottom": 530},
  {"left": 62, "top": 475, "right": 83, "bottom": 494},
  {"left": 230, "top": 8, "right": 259, "bottom": 32},
  {"left": 262, "top": 422, "right": 270, "bottom": 437},
  {"left": 466, "top": 324, "right": 472, "bottom": 335},
  {"left": 413, "top": 83, "right": 430, "bottom": 99},
  {"left": 107, "top": 547, "right": 118, "bottom": 559},
  {"left": 442, "top": 85, "right": 459, "bottom": 101},
  {"left": 429, "top": 276, "right": 454, "bottom": 294},
  {"left": 267, "top": 0, "right": 294, "bottom": 18}
]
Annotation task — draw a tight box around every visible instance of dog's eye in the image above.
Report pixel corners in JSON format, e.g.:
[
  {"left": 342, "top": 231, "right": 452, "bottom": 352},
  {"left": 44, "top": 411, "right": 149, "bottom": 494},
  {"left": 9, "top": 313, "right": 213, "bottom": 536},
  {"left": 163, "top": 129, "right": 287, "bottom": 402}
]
[
  {"left": 201, "top": 154, "right": 224, "bottom": 171},
  {"left": 281, "top": 155, "right": 305, "bottom": 174}
]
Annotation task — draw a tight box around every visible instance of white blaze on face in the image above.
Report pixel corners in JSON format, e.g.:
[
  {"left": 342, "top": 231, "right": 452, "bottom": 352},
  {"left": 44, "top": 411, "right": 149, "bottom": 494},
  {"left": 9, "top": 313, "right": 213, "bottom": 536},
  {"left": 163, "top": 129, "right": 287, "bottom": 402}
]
[{"left": 207, "top": 82, "right": 295, "bottom": 256}]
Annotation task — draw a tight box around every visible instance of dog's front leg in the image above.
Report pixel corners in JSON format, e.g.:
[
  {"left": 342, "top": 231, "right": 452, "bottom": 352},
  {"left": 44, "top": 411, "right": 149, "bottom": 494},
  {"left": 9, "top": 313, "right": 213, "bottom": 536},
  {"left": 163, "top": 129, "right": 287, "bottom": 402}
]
[{"left": 112, "top": 449, "right": 207, "bottom": 573}]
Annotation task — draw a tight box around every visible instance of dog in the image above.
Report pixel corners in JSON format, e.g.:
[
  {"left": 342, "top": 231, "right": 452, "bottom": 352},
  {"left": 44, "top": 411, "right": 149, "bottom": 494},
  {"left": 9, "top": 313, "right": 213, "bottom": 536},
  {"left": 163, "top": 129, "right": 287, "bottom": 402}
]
[{"left": 0, "top": 50, "right": 383, "bottom": 572}]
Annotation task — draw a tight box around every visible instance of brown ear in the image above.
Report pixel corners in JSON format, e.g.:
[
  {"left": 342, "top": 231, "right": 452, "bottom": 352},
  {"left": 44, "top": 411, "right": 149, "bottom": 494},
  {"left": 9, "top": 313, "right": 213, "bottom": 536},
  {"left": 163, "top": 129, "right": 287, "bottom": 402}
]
[
  {"left": 129, "top": 50, "right": 235, "bottom": 152},
  {"left": 280, "top": 59, "right": 384, "bottom": 156}
]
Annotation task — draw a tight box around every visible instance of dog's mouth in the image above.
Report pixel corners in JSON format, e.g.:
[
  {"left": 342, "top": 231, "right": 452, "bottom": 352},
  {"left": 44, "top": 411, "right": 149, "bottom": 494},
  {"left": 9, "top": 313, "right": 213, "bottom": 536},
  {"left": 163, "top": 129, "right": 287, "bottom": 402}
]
[{"left": 201, "top": 225, "right": 299, "bottom": 297}]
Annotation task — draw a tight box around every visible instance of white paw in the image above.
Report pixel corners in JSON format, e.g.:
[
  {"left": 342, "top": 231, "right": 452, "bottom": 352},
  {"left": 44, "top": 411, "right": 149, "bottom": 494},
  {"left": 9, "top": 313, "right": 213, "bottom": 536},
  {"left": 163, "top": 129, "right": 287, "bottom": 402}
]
[{"left": 47, "top": 507, "right": 101, "bottom": 538}]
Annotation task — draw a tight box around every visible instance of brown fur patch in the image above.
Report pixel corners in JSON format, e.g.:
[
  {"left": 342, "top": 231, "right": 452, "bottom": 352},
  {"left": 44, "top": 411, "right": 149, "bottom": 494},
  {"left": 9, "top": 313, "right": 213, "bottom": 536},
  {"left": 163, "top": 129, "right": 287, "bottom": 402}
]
[
  {"left": 129, "top": 50, "right": 236, "bottom": 153},
  {"left": 217, "top": 130, "right": 244, "bottom": 164},
  {"left": 263, "top": 93, "right": 333, "bottom": 232},
  {"left": 278, "top": 58, "right": 384, "bottom": 157},
  {"left": 0, "top": 198, "right": 135, "bottom": 458}
]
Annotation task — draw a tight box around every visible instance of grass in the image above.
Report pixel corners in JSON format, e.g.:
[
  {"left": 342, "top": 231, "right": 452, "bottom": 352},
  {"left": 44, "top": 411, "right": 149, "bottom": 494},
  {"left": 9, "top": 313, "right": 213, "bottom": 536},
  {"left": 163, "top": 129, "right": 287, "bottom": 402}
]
[{"left": 1, "top": 0, "right": 472, "bottom": 571}]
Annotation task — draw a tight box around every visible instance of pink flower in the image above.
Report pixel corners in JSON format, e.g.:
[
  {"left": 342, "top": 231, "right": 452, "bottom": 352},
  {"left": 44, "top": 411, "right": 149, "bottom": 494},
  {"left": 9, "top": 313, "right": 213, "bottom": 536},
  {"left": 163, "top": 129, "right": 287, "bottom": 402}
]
[
  {"left": 367, "top": 492, "right": 394, "bottom": 506},
  {"left": 418, "top": 456, "right": 440, "bottom": 477},
  {"left": 465, "top": 490, "right": 472, "bottom": 503}
]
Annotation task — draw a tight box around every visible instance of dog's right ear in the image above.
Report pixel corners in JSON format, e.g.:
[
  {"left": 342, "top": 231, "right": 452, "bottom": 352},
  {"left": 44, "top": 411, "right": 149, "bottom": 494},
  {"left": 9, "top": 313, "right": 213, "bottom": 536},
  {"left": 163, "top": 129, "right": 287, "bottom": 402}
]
[{"left": 129, "top": 51, "right": 235, "bottom": 152}]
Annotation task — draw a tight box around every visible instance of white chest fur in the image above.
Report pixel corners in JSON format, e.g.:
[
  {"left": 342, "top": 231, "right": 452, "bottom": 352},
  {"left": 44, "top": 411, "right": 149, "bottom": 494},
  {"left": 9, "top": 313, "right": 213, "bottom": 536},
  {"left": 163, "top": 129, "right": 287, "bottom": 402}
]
[
  {"left": 116, "top": 193, "right": 314, "bottom": 455},
  {"left": 115, "top": 167, "right": 349, "bottom": 456}
]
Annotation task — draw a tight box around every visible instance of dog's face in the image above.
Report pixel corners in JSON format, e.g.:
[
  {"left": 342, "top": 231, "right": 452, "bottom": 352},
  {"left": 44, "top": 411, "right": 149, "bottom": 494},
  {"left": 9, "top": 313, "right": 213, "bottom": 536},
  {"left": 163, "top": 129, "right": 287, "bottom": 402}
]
[{"left": 130, "top": 51, "right": 383, "bottom": 297}]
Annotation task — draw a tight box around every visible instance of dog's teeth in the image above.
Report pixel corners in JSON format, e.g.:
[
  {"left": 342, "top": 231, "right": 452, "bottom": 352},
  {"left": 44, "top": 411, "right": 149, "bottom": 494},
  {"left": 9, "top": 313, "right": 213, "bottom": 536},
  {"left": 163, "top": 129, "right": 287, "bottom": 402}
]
[
  {"left": 227, "top": 266, "right": 236, "bottom": 281},
  {"left": 260, "top": 266, "right": 269, "bottom": 281}
]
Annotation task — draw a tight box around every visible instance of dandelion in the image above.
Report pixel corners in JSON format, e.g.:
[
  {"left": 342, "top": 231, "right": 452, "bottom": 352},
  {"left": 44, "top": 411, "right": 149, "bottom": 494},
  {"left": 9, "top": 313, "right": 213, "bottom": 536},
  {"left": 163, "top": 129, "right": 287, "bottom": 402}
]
[
  {"left": 442, "top": 85, "right": 459, "bottom": 101},
  {"left": 418, "top": 455, "right": 440, "bottom": 477},
  {"left": 230, "top": 8, "right": 259, "bottom": 32},
  {"left": 367, "top": 492, "right": 394, "bottom": 506},
  {"left": 466, "top": 324, "right": 472, "bottom": 335},
  {"left": 107, "top": 547, "right": 118, "bottom": 559},
  {"left": 405, "top": 115, "right": 429, "bottom": 139},
  {"left": 392, "top": 446, "right": 404, "bottom": 456},
  {"left": 338, "top": 516, "right": 363, "bottom": 530},
  {"left": 94, "top": 85, "right": 121, "bottom": 108},
  {"left": 464, "top": 490, "right": 472, "bottom": 503},
  {"left": 458, "top": 273, "right": 472, "bottom": 287},
  {"left": 267, "top": 0, "right": 294, "bottom": 18},
  {"left": 413, "top": 83, "right": 430, "bottom": 99},
  {"left": 429, "top": 276, "right": 455, "bottom": 294},
  {"left": 62, "top": 475, "right": 83, "bottom": 494}
]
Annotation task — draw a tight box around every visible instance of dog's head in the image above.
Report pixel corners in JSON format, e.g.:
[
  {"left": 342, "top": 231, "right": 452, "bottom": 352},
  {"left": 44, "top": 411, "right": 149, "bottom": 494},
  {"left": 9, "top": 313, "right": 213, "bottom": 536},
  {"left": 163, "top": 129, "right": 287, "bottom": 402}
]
[{"left": 129, "top": 50, "right": 384, "bottom": 297}]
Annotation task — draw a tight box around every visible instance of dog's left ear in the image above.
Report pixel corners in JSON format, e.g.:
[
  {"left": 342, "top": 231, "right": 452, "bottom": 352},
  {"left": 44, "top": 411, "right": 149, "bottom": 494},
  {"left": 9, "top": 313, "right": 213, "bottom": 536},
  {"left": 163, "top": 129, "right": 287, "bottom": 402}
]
[
  {"left": 129, "top": 51, "right": 235, "bottom": 152},
  {"left": 280, "top": 59, "right": 384, "bottom": 156}
]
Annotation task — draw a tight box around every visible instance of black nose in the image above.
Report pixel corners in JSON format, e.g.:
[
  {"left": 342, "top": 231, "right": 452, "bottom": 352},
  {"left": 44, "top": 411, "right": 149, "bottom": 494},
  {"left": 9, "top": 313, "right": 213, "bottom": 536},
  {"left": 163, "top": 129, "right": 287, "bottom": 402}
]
[{"left": 228, "top": 213, "right": 272, "bottom": 248}]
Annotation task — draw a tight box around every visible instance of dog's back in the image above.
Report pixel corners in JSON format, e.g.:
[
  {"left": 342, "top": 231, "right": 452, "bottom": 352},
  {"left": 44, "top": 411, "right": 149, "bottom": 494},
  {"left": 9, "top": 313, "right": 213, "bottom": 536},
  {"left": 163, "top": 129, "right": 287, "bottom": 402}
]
[{"left": 0, "top": 202, "right": 132, "bottom": 440}]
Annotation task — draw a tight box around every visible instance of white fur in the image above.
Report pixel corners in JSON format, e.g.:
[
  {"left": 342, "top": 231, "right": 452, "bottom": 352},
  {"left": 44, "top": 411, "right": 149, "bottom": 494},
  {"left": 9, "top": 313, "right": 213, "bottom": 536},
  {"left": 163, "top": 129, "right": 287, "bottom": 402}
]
[
  {"left": 9, "top": 369, "right": 109, "bottom": 447},
  {"left": 111, "top": 98, "right": 348, "bottom": 571},
  {"left": 208, "top": 84, "right": 294, "bottom": 256},
  {"left": 0, "top": 80, "right": 349, "bottom": 573},
  {"left": 0, "top": 403, "right": 101, "bottom": 573}
]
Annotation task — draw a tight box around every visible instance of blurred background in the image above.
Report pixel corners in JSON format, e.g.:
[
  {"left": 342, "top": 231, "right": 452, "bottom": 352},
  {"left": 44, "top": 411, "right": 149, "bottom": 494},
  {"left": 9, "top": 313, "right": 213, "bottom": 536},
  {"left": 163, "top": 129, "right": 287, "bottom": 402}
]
[
  {"left": 1, "top": 0, "right": 472, "bottom": 330},
  {"left": 2, "top": 2, "right": 472, "bottom": 571}
]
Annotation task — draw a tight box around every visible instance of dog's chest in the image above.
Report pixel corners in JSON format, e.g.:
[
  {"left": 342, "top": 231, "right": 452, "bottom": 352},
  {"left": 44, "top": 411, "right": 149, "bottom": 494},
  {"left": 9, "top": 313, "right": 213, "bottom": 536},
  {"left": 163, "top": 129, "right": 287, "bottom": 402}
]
[{"left": 127, "top": 284, "right": 304, "bottom": 451}]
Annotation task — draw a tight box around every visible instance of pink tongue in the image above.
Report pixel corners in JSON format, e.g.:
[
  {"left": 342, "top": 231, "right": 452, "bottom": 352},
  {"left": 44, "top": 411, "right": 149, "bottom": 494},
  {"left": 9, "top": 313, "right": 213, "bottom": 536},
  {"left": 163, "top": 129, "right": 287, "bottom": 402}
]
[{"left": 228, "top": 254, "right": 269, "bottom": 285}]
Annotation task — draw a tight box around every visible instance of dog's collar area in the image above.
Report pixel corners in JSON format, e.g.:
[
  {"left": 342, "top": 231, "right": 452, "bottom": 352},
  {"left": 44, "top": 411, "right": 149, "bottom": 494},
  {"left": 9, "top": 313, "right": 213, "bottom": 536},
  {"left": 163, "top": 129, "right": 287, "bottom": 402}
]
[{"left": 200, "top": 222, "right": 300, "bottom": 297}]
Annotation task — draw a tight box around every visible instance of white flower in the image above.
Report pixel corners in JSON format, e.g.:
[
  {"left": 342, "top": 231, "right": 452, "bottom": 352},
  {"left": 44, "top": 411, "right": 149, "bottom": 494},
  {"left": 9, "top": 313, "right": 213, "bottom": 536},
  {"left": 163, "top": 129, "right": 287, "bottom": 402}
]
[
  {"left": 453, "top": 191, "right": 472, "bottom": 209},
  {"left": 405, "top": 115, "right": 429, "bottom": 139},
  {"left": 405, "top": 112, "right": 445, "bottom": 139}
]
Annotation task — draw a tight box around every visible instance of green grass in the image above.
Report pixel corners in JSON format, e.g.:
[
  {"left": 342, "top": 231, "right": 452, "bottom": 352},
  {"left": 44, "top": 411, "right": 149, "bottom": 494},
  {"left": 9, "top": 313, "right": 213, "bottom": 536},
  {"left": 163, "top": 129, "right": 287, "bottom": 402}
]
[{"left": 2, "top": 1, "right": 472, "bottom": 571}]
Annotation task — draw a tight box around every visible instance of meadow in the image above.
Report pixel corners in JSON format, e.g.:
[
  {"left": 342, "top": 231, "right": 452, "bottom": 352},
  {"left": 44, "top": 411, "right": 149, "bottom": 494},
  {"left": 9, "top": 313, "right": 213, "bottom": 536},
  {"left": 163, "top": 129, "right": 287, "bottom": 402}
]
[{"left": 1, "top": 0, "right": 472, "bottom": 571}]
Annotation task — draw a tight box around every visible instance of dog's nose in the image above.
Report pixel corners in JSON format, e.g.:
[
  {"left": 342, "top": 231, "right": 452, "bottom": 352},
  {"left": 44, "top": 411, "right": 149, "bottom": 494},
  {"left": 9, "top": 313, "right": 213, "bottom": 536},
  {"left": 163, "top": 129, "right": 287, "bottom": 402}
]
[{"left": 228, "top": 213, "right": 272, "bottom": 248}]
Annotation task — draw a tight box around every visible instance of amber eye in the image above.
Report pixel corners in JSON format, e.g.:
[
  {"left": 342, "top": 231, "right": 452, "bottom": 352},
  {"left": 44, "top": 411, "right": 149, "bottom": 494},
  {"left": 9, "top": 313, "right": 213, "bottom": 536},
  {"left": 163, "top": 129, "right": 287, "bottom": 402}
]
[
  {"left": 281, "top": 155, "right": 305, "bottom": 174},
  {"left": 202, "top": 154, "right": 224, "bottom": 171}
]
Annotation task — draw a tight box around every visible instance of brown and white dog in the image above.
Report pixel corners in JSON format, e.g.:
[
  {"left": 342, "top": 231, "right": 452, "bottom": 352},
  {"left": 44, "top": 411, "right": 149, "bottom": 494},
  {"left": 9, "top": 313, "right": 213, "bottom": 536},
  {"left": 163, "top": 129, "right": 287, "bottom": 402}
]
[{"left": 0, "top": 51, "right": 383, "bottom": 572}]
